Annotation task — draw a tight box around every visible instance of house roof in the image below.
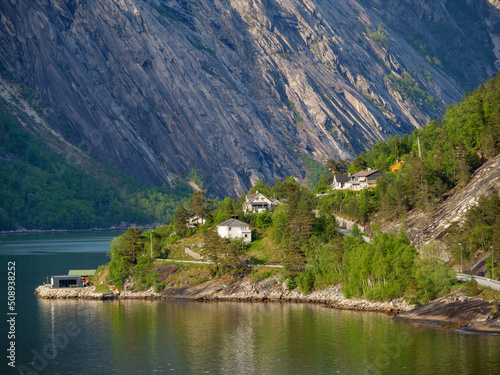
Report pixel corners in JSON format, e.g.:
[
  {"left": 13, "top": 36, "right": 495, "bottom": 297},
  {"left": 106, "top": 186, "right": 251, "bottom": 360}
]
[
  {"left": 245, "top": 191, "right": 272, "bottom": 203},
  {"left": 333, "top": 174, "right": 350, "bottom": 183},
  {"left": 217, "top": 218, "right": 250, "bottom": 227},
  {"left": 51, "top": 275, "right": 82, "bottom": 279},
  {"left": 245, "top": 193, "right": 258, "bottom": 201},
  {"left": 352, "top": 169, "right": 381, "bottom": 177},
  {"left": 68, "top": 270, "right": 96, "bottom": 276}
]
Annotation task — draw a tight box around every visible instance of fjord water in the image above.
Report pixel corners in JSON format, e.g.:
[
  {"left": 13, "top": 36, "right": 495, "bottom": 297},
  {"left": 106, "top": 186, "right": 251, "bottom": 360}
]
[{"left": 1, "top": 233, "right": 500, "bottom": 375}]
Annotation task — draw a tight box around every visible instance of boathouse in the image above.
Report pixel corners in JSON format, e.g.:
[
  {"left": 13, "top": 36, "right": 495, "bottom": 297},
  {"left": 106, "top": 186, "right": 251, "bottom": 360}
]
[{"left": 50, "top": 275, "right": 83, "bottom": 288}]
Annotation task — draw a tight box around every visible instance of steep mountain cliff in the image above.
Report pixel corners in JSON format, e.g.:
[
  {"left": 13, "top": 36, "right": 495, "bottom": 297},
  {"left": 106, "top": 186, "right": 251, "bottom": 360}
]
[{"left": 0, "top": 0, "right": 498, "bottom": 196}]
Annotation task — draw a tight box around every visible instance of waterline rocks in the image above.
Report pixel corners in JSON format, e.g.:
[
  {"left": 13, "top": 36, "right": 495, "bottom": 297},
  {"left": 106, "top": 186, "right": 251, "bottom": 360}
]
[
  {"left": 34, "top": 277, "right": 413, "bottom": 314},
  {"left": 34, "top": 285, "right": 163, "bottom": 300},
  {"left": 200, "top": 277, "right": 414, "bottom": 314},
  {"left": 395, "top": 290, "right": 500, "bottom": 333}
]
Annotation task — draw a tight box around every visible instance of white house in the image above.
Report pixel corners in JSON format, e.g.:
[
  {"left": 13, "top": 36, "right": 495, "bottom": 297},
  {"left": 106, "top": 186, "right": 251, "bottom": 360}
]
[
  {"left": 243, "top": 191, "right": 280, "bottom": 213},
  {"left": 217, "top": 217, "right": 252, "bottom": 243},
  {"left": 349, "top": 169, "right": 382, "bottom": 190},
  {"left": 331, "top": 169, "right": 382, "bottom": 191}
]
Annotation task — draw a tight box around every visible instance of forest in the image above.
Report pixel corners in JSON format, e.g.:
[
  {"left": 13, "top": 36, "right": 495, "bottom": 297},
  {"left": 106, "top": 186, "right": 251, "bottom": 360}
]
[
  {"left": 104, "top": 180, "right": 458, "bottom": 305},
  {"left": 316, "top": 73, "right": 500, "bottom": 266},
  {"left": 0, "top": 110, "right": 192, "bottom": 230}
]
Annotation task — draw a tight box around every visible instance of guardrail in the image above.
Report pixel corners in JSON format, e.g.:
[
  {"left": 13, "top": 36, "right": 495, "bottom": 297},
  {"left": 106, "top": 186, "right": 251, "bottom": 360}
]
[{"left": 456, "top": 273, "right": 500, "bottom": 291}]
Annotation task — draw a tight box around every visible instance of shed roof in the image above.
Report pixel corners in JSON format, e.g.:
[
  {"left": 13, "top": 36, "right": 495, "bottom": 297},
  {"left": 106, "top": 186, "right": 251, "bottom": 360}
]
[
  {"left": 217, "top": 218, "right": 250, "bottom": 227},
  {"left": 51, "top": 275, "right": 82, "bottom": 279},
  {"left": 68, "top": 269, "right": 96, "bottom": 276}
]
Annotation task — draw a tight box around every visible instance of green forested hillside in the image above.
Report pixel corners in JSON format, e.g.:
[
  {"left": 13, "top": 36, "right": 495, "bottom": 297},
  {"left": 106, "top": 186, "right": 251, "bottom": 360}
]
[
  {"left": 0, "top": 112, "right": 192, "bottom": 230},
  {"left": 323, "top": 73, "right": 500, "bottom": 223},
  {"left": 321, "top": 73, "right": 500, "bottom": 270},
  {"left": 100, "top": 177, "right": 458, "bottom": 304},
  {"left": 96, "top": 74, "right": 500, "bottom": 303}
]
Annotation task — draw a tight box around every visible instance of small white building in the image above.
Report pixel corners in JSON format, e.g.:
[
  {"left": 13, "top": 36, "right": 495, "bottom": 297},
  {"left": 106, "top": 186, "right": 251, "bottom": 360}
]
[
  {"left": 243, "top": 191, "right": 280, "bottom": 213},
  {"left": 187, "top": 215, "right": 207, "bottom": 228},
  {"left": 217, "top": 218, "right": 252, "bottom": 243}
]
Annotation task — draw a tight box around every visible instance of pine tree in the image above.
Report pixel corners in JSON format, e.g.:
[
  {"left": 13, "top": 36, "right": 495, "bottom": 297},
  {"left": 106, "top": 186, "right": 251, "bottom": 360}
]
[
  {"left": 174, "top": 204, "right": 190, "bottom": 236},
  {"left": 187, "top": 191, "right": 213, "bottom": 221}
]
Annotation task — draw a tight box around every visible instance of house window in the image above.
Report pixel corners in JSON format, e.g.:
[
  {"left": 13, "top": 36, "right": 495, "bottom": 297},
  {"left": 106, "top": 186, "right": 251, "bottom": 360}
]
[
  {"left": 229, "top": 227, "right": 231, "bottom": 230},
  {"left": 245, "top": 234, "right": 248, "bottom": 238}
]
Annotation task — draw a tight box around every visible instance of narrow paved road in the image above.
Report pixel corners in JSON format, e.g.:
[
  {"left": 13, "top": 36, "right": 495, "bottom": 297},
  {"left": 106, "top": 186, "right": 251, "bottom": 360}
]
[
  {"left": 456, "top": 273, "right": 500, "bottom": 291},
  {"left": 156, "top": 258, "right": 283, "bottom": 268},
  {"left": 335, "top": 228, "right": 372, "bottom": 243}
]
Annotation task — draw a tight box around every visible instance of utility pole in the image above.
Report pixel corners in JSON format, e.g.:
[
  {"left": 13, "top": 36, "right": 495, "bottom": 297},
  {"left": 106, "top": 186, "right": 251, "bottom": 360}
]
[
  {"left": 150, "top": 228, "right": 153, "bottom": 258},
  {"left": 459, "top": 243, "right": 463, "bottom": 273}
]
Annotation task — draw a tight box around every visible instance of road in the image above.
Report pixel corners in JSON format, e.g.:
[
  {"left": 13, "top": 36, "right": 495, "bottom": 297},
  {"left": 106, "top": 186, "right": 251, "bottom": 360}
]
[
  {"left": 335, "top": 228, "right": 372, "bottom": 243},
  {"left": 456, "top": 273, "right": 500, "bottom": 291}
]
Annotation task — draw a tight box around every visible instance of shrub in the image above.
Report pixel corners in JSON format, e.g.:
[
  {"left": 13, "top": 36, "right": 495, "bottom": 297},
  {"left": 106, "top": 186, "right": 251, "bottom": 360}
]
[
  {"left": 286, "top": 277, "right": 297, "bottom": 290},
  {"left": 463, "top": 277, "right": 481, "bottom": 296},
  {"left": 251, "top": 269, "right": 272, "bottom": 283},
  {"left": 296, "top": 270, "right": 314, "bottom": 295},
  {"left": 154, "top": 282, "right": 166, "bottom": 293}
]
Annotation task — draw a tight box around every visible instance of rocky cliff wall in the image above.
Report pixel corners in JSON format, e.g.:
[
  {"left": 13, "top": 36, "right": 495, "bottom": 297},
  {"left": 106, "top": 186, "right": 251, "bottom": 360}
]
[{"left": 1, "top": 0, "right": 497, "bottom": 196}]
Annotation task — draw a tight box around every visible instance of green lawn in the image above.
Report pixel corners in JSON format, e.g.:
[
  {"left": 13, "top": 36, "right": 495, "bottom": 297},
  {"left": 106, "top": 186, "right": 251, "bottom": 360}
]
[{"left": 94, "top": 284, "right": 111, "bottom": 293}]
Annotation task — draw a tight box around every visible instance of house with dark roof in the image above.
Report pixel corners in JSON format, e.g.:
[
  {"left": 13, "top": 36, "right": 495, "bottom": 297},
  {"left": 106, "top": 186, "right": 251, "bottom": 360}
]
[
  {"left": 332, "top": 174, "right": 351, "bottom": 190},
  {"left": 216, "top": 217, "right": 252, "bottom": 243},
  {"left": 243, "top": 191, "right": 280, "bottom": 213},
  {"left": 50, "top": 275, "right": 83, "bottom": 288},
  {"left": 332, "top": 169, "right": 382, "bottom": 191}
]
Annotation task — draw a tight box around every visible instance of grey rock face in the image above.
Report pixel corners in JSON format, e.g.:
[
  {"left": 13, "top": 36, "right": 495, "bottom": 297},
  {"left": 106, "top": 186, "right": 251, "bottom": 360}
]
[{"left": 0, "top": 0, "right": 498, "bottom": 196}]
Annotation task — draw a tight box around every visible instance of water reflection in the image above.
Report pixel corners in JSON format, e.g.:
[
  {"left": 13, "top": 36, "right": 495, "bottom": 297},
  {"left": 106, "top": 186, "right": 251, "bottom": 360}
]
[{"left": 34, "top": 299, "right": 500, "bottom": 375}]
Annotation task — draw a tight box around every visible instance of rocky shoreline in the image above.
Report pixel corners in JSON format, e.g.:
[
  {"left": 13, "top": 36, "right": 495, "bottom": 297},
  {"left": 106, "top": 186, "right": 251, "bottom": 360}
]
[
  {"left": 35, "top": 277, "right": 500, "bottom": 334},
  {"left": 197, "top": 277, "right": 412, "bottom": 315},
  {"left": 34, "top": 276, "right": 413, "bottom": 315},
  {"left": 394, "top": 290, "right": 500, "bottom": 334}
]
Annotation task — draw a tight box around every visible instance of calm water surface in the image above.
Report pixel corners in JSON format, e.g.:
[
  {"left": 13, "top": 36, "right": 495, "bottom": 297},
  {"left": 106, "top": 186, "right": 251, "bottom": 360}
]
[{"left": 1, "top": 232, "right": 499, "bottom": 375}]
